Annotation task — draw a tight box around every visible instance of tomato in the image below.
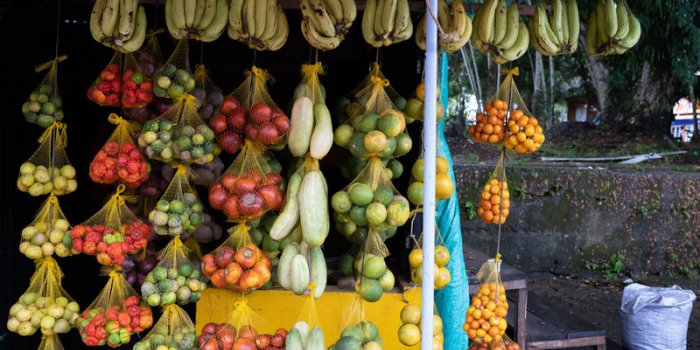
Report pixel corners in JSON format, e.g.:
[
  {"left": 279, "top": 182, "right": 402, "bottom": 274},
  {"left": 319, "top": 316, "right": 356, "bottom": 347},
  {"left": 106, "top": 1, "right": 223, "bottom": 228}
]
[
  {"left": 257, "top": 185, "right": 280, "bottom": 209},
  {"left": 272, "top": 114, "right": 289, "bottom": 133},
  {"left": 209, "top": 186, "right": 228, "bottom": 210},
  {"left": 215, "top": 246, "right": 235, "bottom": 267},
  {"left": 235, "top": 178, "right": 257, "bottom": 195},
  {"left": 210, "top": 114, "right": 228, "bottom": 134},
  {"left": 223, "top": 195, "right": 240, "bottom": 218},
  {"left": 221, "top": 175, "right": 239, "bottom": 192}
]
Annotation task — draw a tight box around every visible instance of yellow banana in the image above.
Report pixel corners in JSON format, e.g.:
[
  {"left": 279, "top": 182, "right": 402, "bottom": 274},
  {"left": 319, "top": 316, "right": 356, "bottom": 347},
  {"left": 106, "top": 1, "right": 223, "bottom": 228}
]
[
  {"left": 363, "top": 0, "right": 382, "bottom": 47},
  {"left": 604, "top": 0, "right": 617, "bottom": 37},
  {"left": 382, "top": 0, "right": 398, "bottom": 35},
  {"left": 185, "top": 0, "right": 196, "bottom": 27},
  {"left": 544, "top": 10, "right": 561, "bottom": 47},
  {"left": 340, "top": 0, "right": 356, "bottom": 25},
  {"left": 322, "top": 0, "right": 343, "bottom": 25},
  {"left": 451, "top": 0, "right": 467, "bottom": 39},
  {"left": 265, "top": 6, "right": 288, "bottom": 50},
  {"left": 613, "top": 1, "right": 629, "bottom": 40},
  {"left": 596, "top": 0, "right": 608, "bottom": 45},
  {"left": 200, "top": 0, "right": 228, "bottom": 41},
  {"left": 566, "top": 0, "right": 579, "bottom": 49},
  {"left": 500, "top": 21, "right": 529, "bottom": 61},
  {"left": 90, "top": 0, "right": 107, "bottom": 42},
  {"left": 478, "top": 0, "right": 498, "bottom": 43},
  {"left": 532, "top": 5, "right": 559, "bottom": 55},
  {"left": 165, "top": 0, "right": 181, "bottom": 38},
  {"left": 309, "top": 0, "right": 337, "bottom": 37},
  {"left": 198, "top": 0, "right": 217, "bottom": 29},
  {"left": 471, "top": 5, "right": 487, "bottom": 52},
  {"left": 437, "top": 0, "right": 450, "bottom": 33},
  {"left": 254, "top": 0, "right": 267, "bottom": 38},
  {"left": 228, "top": 24, "right": 243, "bottom": 40},
  {"left": 618, "top": 14, "right": 640, "bottom": 49},
  {"left": 443, "top": 10, "right": 472, "bottom": 52},
  {"left": 259, "top": 0, "right": 278, "bottom": 42},
  {"left": 550, "top": 0, "right": 564, "bottom": 44},
  {"left": 496, "top": 3, "right": 519, "bottom": 48},
  {"left": 302, "top": 18, "right": 341, "bottom": 50},
  {"left": 192, "top": 0, "right": 206, "bottom": 28},
  {"left": 560, "top": 0, "right": 570, "bottom": 44},
  {"left": 373, "top": 0, "right": 385, "bottom": 37},
  {"left": 101, "top": 0, "right": 119, "bottom": 38},
  {"left": 119, "top": 6, "right": 146, "bottom": 52},
  {"left": 391, "top": 0, "right": 412, "bottom": 42},
  {"left": 415, "top": 15, "right": 426, "bottom": 50},
  {"left": 244, "top": 0, "right": 256, "bottom": 37},
  {"left": 228, "top": 0, "right": 244, "bottom": 34},
  {"left": 172, "top": 0, "right": 187, "bottom": 30},
  {"left": 586, "top": 11, "right": 599, "bottom": 55},
  {"left": 493, "top": 0, "right": 507, "bottom": 45}
]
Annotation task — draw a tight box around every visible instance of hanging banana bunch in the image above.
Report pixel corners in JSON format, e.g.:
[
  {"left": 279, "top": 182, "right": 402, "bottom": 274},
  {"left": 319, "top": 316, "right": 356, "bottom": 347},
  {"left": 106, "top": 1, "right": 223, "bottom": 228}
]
[
  {"left": 471, "top": 0, "right": 529, "bottom": 64},
  {"left": 529, "top": 0, "right": 579, "bottom": 56},
  {"left": 164, "top": 0, "right": 229, "bottom": 42},
  {"left": 300, "top": 0, "right": 357, "bottom": 51},
  {"left": 415, "top": 0, "right": 473, "bottom": 53},
  {"left": 586, "top": 0, "right": 641, "bottom": 56},
  {"left": 228, "top": 0, "right": 289, "bottom": 51},
  {"left": 90, "top": 0, "right": 148, "bottom": 53},
  {"left": 362, "top": 0, "right": 414, "bottom": 47}
]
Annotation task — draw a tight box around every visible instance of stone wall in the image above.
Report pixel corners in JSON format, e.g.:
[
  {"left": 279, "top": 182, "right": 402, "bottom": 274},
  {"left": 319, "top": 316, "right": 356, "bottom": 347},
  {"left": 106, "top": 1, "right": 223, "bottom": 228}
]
[{"left": 454, "top": 161, "right": 700, "bottom": 277}]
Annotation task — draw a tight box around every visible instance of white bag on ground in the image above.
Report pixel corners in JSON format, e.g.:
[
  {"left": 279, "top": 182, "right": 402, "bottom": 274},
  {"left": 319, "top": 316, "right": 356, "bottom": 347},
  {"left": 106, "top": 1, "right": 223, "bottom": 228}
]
[{"left": 621, "top": 283, "right": 696, "bottom": 350}]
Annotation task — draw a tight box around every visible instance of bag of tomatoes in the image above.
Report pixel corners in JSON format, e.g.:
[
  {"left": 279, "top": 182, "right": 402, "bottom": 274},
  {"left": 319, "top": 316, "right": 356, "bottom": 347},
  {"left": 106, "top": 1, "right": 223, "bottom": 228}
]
[
  {"left": 87, "top": 53, "right": 154, "bottom": 108},
  {"left": 148, "top": 165, "right": 204, "bottom": 237},
  {"left": 192, "top": 64, "right": 224, "bottom": 120},
  {"left": 20, "top": 194, "right": 78, "bottom": 260},
  {"left": 7, "top": 257, "right": 80, "bottom": 339},
  {"left": 133, "top": 304, "right": 196, "bottom": 350},
  {"left": 17, "top": 122, "right": 77, "bottom": 197},
  {"left": 138, "top": 94, "right": 220, "bottom": 165},
  {"left": 468, "top": 334, "right": 521, "bottom": 350},
  {"left": 465, "top": 256, "right": 510, "bottom": 347},
  {"left": 22, "top": 56, "right": 66, "bottom": 128},
  {"left": 208, "top": 141, "right": 285, "bottom": 222},
  {"left": 140, "top": 236, "right": 207, "bottom": 308},
  {"left": 201, "top": 224, "right": 272, "bottom": 292},
  {"left": 90, "top": 114, "right": 150, "bottom": 189},
  {"left": 477, "top": 153, "right": 510, "bottom": 225},
  {"left": 70, "top": 185, "right": 151, "bottom": 266},
  {"left": 210, "top": 66, "right": 290, "bottom": 154},
  {"left": 221, "top": 299, "right": 288, "bottom": 350},
  {"left": 77, "top": 267, "right": 153, "bottom": 347}
]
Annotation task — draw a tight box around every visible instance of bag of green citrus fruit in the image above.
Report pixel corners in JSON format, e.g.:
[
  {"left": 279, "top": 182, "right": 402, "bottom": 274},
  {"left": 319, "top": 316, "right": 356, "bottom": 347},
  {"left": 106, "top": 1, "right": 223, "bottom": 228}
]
[
  {"left": 408, "top": 223, "right": 452, "bottom": 290},
  {"left": 20, "top": 193, "right": 77, "bottom": 260},
  {"left": 133, "top": 304, "right": 196, "bottom": 350},
  {"left": 38, "top": 334, "right": 65, "bottom": 350},
  {"left": 7, "top": 257, "right": 80, "bottom": 337},
  {"left": 153, "top": 39, "right": 195, "bottom": 99},
  {"left": 192, "top": 64, "right": 224, "bottom": 120},
  {"left": 330, "top": 294, "right": 384, "bottom": 348},
  {"left": 22, "top": 56, "right": 66, "bottom": 128},
  {"left": 17, "top": 122, "right": 77, "bottom": 197},
  {"left": 149, "top": 165, "right": 204, "bottom": 236},
  {"left": 406, "top": 154, "right": 455, "bottom": 206},
  {"left": 350, "top": 227, "right": 395, "bottom": 303}
]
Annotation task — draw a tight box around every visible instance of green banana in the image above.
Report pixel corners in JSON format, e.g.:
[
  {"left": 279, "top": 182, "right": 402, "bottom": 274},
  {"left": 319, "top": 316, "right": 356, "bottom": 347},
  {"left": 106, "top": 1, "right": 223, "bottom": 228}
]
[
  {"left": 497, "top": 3, "right": 519, "bottom": 48},
  {"left": 322, "top": 0, "right": 343, "bottom": 25},
  {"left": 566, "top": 0, "right": 579, "bottom": 50},
  {"left": 340, "top": 0, "right": 356, "bottom": 24},
  {"left": 265, "top": 6, "right": 288, "bottom": 51},
  {"left": 90, "top": 0, "right": 107, "bottom": 42},
  {"left": 309, "top": 0, "right": 336, "bottom": 37},
  {"left": 500, "top": 21, "right": 529, "bottom": 62},
  {"left": 586, "top": 11, "right": 599, "bottom": 55},
  {"left": 119, "top": 6, "right": 146, "bottom": 52},
  {"left": 382, "top": 0, "right": 398, "bottom": 36},
  {"left": 199, "top": 0, "right": 227, "bottom": 41},
  {"left": 101, "top": 0, "right": 119, "bottom": 38},
  {"left": 198, "top": 0, "right": 217, "bottom": 30},
  {"left": 184, "top": 0, "right": 196, "bottom": 28},
  {"left": 302, "top": 17, "right": 341, "bottom": 50},
  {"left": 259, "top": 0, "right": 278, "bottom": 42},
  {"left": 493, "top": 0, "right": 508, "bottom": 45},
  {"left": 604, "top": 0, "right": 617, "bottom": 37},
  {"left": 363, "top": 0, "right": 381, "bottom": 46},
  {"left": 254, "top": 0, "right": 267, "bottom": 38},
  {"left": 192, "top": 0, "right": 206, "bottom": 28},
  {"left": 244, "top": 0, "right": 256, "bottom": 37},
  {"left": 392, "top": 0, "right": 411, "bottom": 40},
  {"left": 596, "top": 0, "right": 608, "bottom": 45},
  {"left": 532, "top": 5, "right": 559, "bottom": 55},
  {"left": 617, "top": 14, "right": 640, "bottom": 49},
  {"left": 561, "top": 0, "right": 570, "bottom": 44},
  {"left": 550, "top": 0, "right": 564, "bottom": 43},
  {"left": 118, "top": 0, "right": 137, "bottom": 40},
  {"left": 172, "top": 0, "right": 187, "bottom": 30},
  {"left": 613, "top": 1, "right": 629, "bottom": 40}
]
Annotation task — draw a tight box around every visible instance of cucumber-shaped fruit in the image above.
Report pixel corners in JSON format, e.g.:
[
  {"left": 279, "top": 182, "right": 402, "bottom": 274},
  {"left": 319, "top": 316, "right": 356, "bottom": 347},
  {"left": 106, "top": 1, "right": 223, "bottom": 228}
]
[
  {"left": 278, "top": 242, "right": 300, "bottom": 289},
  {"left": 270, "top": 171, "right": 302, "bottom": 240},
  {"left": 290, "top": 254, "right": 310, "bottom": 295},
  {"left": 307, "top": 326, "right": 326, "bottom": 350},
  {"left": 310, "top": 247, "right": 327, "bottom": 299},
  {"left": 285, "top": 327, "right": 304, "bottom": 350},
  {"left": 310, "top": 103, "right": 334, "bottom": 159},
  {"left": 299, "top": 171, "right": 330, "bottom": 247},
  {"left": 289, "top": 97, "right": 314, "bottom": 156}
]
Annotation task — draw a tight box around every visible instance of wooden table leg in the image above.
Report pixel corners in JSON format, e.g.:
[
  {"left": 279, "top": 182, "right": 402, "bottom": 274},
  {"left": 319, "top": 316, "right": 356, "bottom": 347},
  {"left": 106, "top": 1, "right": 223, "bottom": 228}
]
[{"left": 517, "top": 287, "right": 528, "bottom": 350}]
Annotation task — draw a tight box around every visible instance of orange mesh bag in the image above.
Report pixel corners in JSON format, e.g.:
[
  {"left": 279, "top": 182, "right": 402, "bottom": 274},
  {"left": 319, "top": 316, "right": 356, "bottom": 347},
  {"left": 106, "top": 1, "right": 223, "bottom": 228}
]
[
  {"left": 70, "top": 185, "right": 151, "bottom": 266},
  {"left": 148, "top": 165, "right": 204, "bottom": 237},
  {"left": 192, "top": 64, "right": 225, "bottom": 120},
  {"left": 211, "top": 67, "right": 290, "bottom": 154},
  {"left": 7, "top": 257, "right": 80, "bottom": 337},
  {"left": 89, "top": 114, "right": 150, "bottom": 189},
  {"left": 22, "top": 56, "right": 66, "bottom": 128},
  {"left": 133, "top": 304, "right": 196, "bottom": 350},
  {"left": 17, "top": 122, "right": 77, "bottom": 197},
  {"left": 77, "top": 267, "right": 153, "bottom": 347},
  {"left": 477, "top": 153, "right": 510, "bottom": 225},
  {"left": 465, "top": 256, "right": 510, "bottom": 346},
  {"left": 153, "top": 40, "right": 195, "bottom": 99},
  {"left": 20, "top": 193, "right": 77, "bottom": 260},
  {"left": 207, "top": 141, "right": 284, "bottom": 221}
]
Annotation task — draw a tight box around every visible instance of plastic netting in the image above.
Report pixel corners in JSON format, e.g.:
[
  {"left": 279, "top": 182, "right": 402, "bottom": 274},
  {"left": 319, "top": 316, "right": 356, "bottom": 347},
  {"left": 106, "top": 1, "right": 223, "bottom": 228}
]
[
  {"left": 333, "top": 103, "right": 411, "bottom": 160},
  {"left": 22, "top": 56, "right": 66, "bottom": 128},
  {"left": 153, "top": 39, "right": 195, "bottom": 99},
  {"left": 407, "top": 154, "right": 454, "bottom": 206},
  {"left": 192, "top": 64, "right": 225, "bottom": 120},
  {"left": 20, "top": 194, "right": 76, "bottom": 260},
  {"left": 288, "top": 62, "right": 334, "bottom": 159},
  {"left": 89, "top": 114, "right": 149, "bottom": 189},
  {"left": 87, "top": 52, "right": 123, "bottom": 107},
  {"left": 287, "top": 291, "right": 326, "bottom": 349},
  {"left": 477, "top": 153, "right": 510, "bottom": 225},
  {"left": 465, "top": 257, "right": 509, "bottom": 346},
  {"left": 408, "top": 222, "right": 452, "bottom": 290},
  {"left": 37, "top": 334, "right": 65, "bottom": 350},
  {"left": 17, "top": 122, "right": 76, "bottom": 197},
  {"left": 329, "top": 295, "right": 383, "bottom": 348},
  {"left": 133, "top": 304, "right": 196, "bottom": 350},
  {"left": 149, "top": 165, "right": 204, "bottom": 236}
]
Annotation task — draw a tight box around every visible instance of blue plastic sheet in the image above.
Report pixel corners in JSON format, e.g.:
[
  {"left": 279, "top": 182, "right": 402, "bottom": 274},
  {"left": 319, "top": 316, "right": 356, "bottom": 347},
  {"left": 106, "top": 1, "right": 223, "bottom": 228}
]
[{"left": 435, "top": 51, "right": 469, "bottom": 348}]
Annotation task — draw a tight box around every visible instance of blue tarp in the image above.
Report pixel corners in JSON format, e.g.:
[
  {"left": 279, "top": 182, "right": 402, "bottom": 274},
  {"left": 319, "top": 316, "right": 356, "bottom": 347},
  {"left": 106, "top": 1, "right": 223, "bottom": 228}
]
[{"left": 434, "top": 51, "right": 469, "bottom": 348}]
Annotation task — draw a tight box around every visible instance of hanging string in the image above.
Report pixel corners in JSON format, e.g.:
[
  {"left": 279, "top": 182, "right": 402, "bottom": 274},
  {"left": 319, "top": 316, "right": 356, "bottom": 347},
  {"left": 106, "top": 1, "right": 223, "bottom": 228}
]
[
  {"left": 50, "top": 0, "right": 63, "bottom": 188},
  {"left": 200, "top": 41, "right": 205, "bottom": 65},
  {"left": 495, "top": 65, "right": 515, "bottom": 257}
]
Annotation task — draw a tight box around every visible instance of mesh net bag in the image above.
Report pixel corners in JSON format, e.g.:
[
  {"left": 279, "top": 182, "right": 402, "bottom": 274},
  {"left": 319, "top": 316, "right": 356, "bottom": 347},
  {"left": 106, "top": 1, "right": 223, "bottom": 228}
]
[
  {"left": 468, "top": 334, "right": 522, "bottom": 350},
  {"left": 140, "top": 236, "right": 207, "bottom": 307},
  {"left": 477, "top": 153, "right": 510, "bottom": 225},
  {"left": 20, "top": 193, "right": 77, "bottom": 260},
  {"left": 122, "top": 53, "right": 155, "bottom": 108},
  {"left": 295, "top": 62, "right": 326, "bottom": 104},
  {"left": 37, "top": 334, "right": 65, "bottom": 350},
  {"left": 201, "top": 223, "right": 272, "bottom": 292},
  {"left": 286, "top": 290, "right": 326, "bottom": 348},
  {"left": 77, "top": 267, "right": 154, "bottom": 347},
  {"left": 331, "top": 157, "right": 410, "bottom": 241},
  {"left": 198, "top": 299, "right": 288, "bottom": 349},
  {"left": 153, "top": 40, "right": 195, "bottom": 99},
  {"left": 408, "top": 223, "right": 452, "bottom": 290},
  {"left": 340, "top": 156, "right": 404, "bottom": 181},
  {"left": 132, "top": 304, "right": 196, "bottom": 350},
  {"left": 335, "top": 62, "right": 405, "bottom": 122},
  {"left": 329, "top": 295, "right": 383, "bottom": 348},
  {"left": 22, "top": 56, "right": 66, "bottom": 128},
  {"left": 465, "top": 256, "right": 509, "bottom": 346},
  {"left": 87, "top": 52, "right": 123, "bottom": 107},
  {"left": 398, "top": 302, "right": 444, "bottom": 347},
  {"left": 89, "top": 114, "right": 150, "bottom": 189},
  {"left": 162, "top": 156, "right": 225, "bottom": 187},
  {"left": 211, "top": 66, "right": 290, "bottom": 153},
  {"left": 207, "top": 141, "right": 285, "bottom": 221},
  {"left": 17, "top": 122, "right": 77, "bottom": 197},
  {"left": 192, "top": 64, "right": 225, "bottom": 120},
  {"left": 407, "top": 154, "right": 455, "bottom": 206},
  {"left": 7, "top": 257, "right": 80, "bottom": 337},
  {"left": 404, "top": 79, "right": 445, "bottom": 124},
  {"left": 70, "top": 185, "right": 151, "bottom": 266},
  {"left": 148, "top": 165, "right": 204, "bottom": 237},
  {"left": 349, "top": 226, "right": 395, "bottom": 303},
  {"left": 138, "top": 30, "right": 164, "bottom": 77},
  {"left": 139, "top": 94, "right": 219, "bottom": 165},
  {"left": 288, "top": 63, "right": 334, "bottom": 159}
]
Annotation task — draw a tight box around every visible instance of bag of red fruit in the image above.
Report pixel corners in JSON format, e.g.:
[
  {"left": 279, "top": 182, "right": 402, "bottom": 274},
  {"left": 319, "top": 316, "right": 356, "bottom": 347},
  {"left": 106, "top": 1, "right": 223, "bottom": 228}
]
[
  {"left": 208, "top": 141, "right": 285, "bottom": 221},
  {"left": 201, "top": 224, "right": 272, "bottom": 292},
  {"left": 88, "top": 52, "right": 122, "bottom": 107},
  {"left": 121, "top": 53, "right": 154, "bottom": 108},
  {"left": 77, "top": 266, "right": 153, "bottom": 347},
  {"left": 70, "top": 185, "right": 151, "bottom": 266},
  {"left": 210, "top": 66, "right": 290, "bottom": 154},
  {"left": 90, "top": 114, "right": 150, "bottom": 188}
]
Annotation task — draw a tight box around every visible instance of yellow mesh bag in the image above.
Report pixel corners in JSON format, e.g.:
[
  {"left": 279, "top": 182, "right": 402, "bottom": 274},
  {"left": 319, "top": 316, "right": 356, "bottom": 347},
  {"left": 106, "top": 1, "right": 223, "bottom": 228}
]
[
  {"left": 17, "top": 122, "right": 77, "bottom": 197},
  {"left": 404, "top": 79, "right": 445, "bottom": 124},
  {"left": 330, "top": 295, "right": 383, "bottom": 348},
  {"left": 331, "top": 157, "right": 410, "bottom": 240},
  {"left": 37, "top": 334, "right": 65, "bottom": 350},
  {"left": 22, "top": 56, "right": 66, "bottom": 128},
  {"left": 122, "top": 53, "right": 155, "bottom": 108},
  {"left": 149, "top": 165, "right": 204, "bottom": 236},
  {"left": 7, "top": 257, "right": 80, "bottom": 337},
  {"left": 408, "top": 223, "right": 452, "bottom": 290},
  {"left": 140, "top": 236, "right": 207, "bottom": 307},
  {"left": 70, "top": 185, "right": 151, "bottom": 266},
  {"left": 138, "top": 30, "right": 165, "bottom": 77},
  {"left": 153, "top": 40, "right": 196, "bottom": 99},
  {"left": 201, "top": 223, "right": 272, "bottom": 292},
  {"left": 294, "top": 62, "right": 326, "bottom": 105},
  {"left": 350, "top": 227, "right": 395, "bottom": 303},
  {"left": 87, "top": 52, "right": 123, "bottom": 107},
  {"left": 477, "top": 153, "right": 510, "bottom": 225},
  {"left": 20, "top": 194, "right": 77, "bottom": 260},
  {"left": 90, "top": 114, "right": 150, "bottom": 189},
  {"left": 138, "top": 94, "right": 219, "bottom": 165},
  {"left": 77, "top": 267, "right": 154, "bottom": 347},
  {"left": 208, "top": 141, "right": 284, "bottom": 221},
  {"left": 132, "top": 304, "right": 196, "bottom": 350},
  {"left": 468, "top": 334, "right": 522, "bottom": 350},
  {"left": 192, "top": 64, "right": 225, "bottom": 120},
  {"left": 286, "top": 289, "right": 326, "bottom": 348},
  {"left": 465, "top": 256, "right": 509, "bottom": 346},
  {"left": 223, "top": 299, "right": 286, "bottom": 348},
  {"left": 406, "top": 153, "right": 454, "bottom": 205}
]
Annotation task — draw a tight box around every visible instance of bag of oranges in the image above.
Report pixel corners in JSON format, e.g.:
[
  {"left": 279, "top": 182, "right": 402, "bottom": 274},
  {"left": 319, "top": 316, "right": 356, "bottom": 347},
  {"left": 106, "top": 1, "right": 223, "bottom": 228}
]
[
  {"left": 477, "top": 153, "right": 510, "bottom": 225},
  {"left": 139, "top": 94, "right": 219, "bottom": 165},
  {"left": 468, "top": 334, "right": 521, "bottom": 350},
  {"left": 77, "top": 267, "right": 153, "bottom": 347},
  {"left": 408, "top": 223, "right": 452, "bottom": 290},
  {"left": 148, "top": 165, "right": 204, "bottom": 237},
  {"left": 208, "top": 141, "right": 285, "bottom": 221},
  {"left": 22, "top": 56, "right": 66, "bottom": 128},
  {"left": 153, "top": 39, "right": 196, "bottom": 99},
  {"left": 89, "top": 114, "right": 150, "bottom": 189},
  {"left": 70, "top": 185, "right": 151, "bottom": 266},
  {"left": 465, "top": 256, "right": 509, "bottom": 347},
  {"left": 20, "top": 193, "right": 77, "bottom": 260},
  {"left": 201, "top": 224, "right": 272, "bottom": 292},
  {"left": 17, "top": 122, "right": 77, "bottom": 197},
  {"left": 7, "top": 257, "right": 80, "bottom": 338},
  {"left": 192, "top": 64, "right": 225, "bottom": 120},
  {"left": 133, "top": 304, "right": 196, "bottom": 350}
]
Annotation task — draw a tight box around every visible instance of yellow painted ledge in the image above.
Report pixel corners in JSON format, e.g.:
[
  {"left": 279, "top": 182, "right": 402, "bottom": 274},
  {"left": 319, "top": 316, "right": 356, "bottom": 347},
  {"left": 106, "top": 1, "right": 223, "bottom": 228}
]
[{"left": 196, "top": 286, "right": 422, "bottom": 349}]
